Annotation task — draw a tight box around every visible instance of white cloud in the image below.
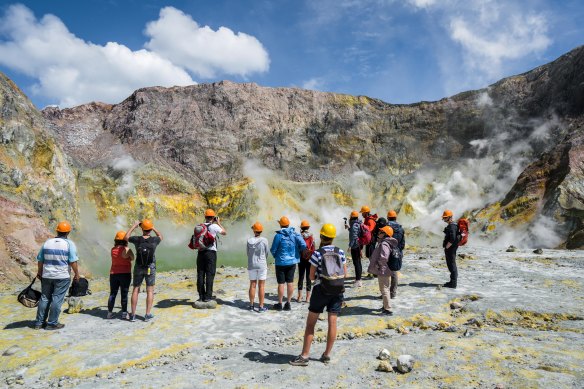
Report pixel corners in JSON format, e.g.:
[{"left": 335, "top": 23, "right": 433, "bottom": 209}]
[
  {"left": 144, "top": 7, "right": 270, "bottom": 78},
  {"left": 301, "top": 77, "right": 325, "bottom": 90},
  {"left": 0, "top": 4, "right": 194, "bottom": 107},
  {"left": 407, "top": 0, "right": 438, "bottom": 9},
  {"left": 0, "top": 5, "right": 270, "bottom": 107}
]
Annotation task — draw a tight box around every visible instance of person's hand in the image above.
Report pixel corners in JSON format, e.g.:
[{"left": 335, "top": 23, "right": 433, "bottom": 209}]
[{"left": 74, "top": 274, "right": 80, "bottom": 282}]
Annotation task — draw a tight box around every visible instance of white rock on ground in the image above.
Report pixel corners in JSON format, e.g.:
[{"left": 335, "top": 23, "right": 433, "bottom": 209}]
[
  {"left": 396, "top": 355, "right": 415, "bottom": 373},
  {"left": 378, "top": 348, "right": 390, "bottom": 360}
]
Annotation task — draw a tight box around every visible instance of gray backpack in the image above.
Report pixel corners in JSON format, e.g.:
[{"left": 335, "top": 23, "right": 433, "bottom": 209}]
[{"left": 318, "top": 247, "right": 345, "bottom": 295}]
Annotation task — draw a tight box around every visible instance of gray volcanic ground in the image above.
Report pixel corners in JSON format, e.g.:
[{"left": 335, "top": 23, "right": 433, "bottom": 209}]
[{"left": 1, "top": 245, "right": 583, "bottom": 388}]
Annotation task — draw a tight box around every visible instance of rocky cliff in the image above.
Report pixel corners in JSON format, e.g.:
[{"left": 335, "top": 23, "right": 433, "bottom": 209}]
[{"left": 0, "top": 73, "right": 78, "bottom": 281}]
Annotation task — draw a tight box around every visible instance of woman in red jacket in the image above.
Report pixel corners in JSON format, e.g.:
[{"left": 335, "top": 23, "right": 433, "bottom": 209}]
[{"left": 108, "top": 231, "right": 134, "bottom": 319}]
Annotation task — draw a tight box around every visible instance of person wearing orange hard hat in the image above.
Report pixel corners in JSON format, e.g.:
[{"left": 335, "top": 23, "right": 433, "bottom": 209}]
[
  {"left": 247, "top": 222, "right": 269, "bottom": 312},
  {"left": 442, "top": 209, "right": 458, "bottom": 288},
  {"left": 360, "top": 205, "right": 378, "bottom": 259},
  {"left": 107, "top": 231, "right": 135, "bottom": 320},
  {"left": 34, "top": 221, "right": 80, "bottom": 330},
  {"left": 192, "top": 209, "right": 227, "bottom": 303},
  {"left": 124, "top": 218, "right": 164, "bottom": 322},
  {"left": 297, "top": 220, "right": 315, "bottom": 303},
  {"left": 367, "top": 226, "right": 398, "bottom": 315},
  {"left": 270, "top": 216, "right": 307, "bottom": 311},
  {"left": 386, "top": 210, "right": 405, "bottom": 299},
  {"left": 346, "top": 210, "right": 364, "bottom": 287}
]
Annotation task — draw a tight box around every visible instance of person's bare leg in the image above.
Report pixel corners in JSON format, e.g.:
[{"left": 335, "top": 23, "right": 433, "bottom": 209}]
[
  {"left": 300, "top": 311, "right": 319, "bottom": 357},
  {"left": 278, "top": 283, "right": 284, "bottom": 304},
  {"left": 323, "top": 313, "right": 338, "bottom": 357},
  {"left": 258, "top": 280, "right": 265, "bottom": 307},
  {"left": 145, "top": 286, "right": 154, "bottom": 315},
  {"left": 131, "top": 286, "right": 139, "bottom": 315},
  {"left": 249, "top": 280, "right": 257, "bottom": 306},
  {"left": 297, "top": 289, "right": 302, "bottom": 302},
  {"left": 286, "top": 282, "right": 294, "bottom": 304},
  {"left": 305, "top": 290, "right": 311, "bottom": 303}
]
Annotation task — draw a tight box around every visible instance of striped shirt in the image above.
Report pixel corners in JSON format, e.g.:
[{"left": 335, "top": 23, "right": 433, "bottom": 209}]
[
  {"left": 309, "top": 245, "right": 346, "bottom": 286},
  {"left": 37, "top": 238, "right": 78, "bottom": 279}
]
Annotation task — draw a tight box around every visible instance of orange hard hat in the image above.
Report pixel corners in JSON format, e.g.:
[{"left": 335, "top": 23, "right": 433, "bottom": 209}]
[
  {"left": 380, "top": 226, "right": 394, "bottom": 237},
  {"left": 360, "top": 205, "right": 370, "bottom": 213},
  {"left": 56, "top": 221, "right": 71, "bottom": 233},
  {"left": 278, "top": 216, "right": 290, "bottom": 227},
  {"left": 115, "top": 230, "right": 126, "bottom": 240},
  {"left": 300, "top": 220, "right": 310, "bottom": 228},
  {"left": 141, "top": 219, "right": 153, "bottom": 230},
  {"left": 252, "top": 222, "right": 263, "bottom": 232},
  {"left": 350, "top": 211, "right": 359, "bottom": 218},
  {"left": 442, "top": 210, "right": 453, "bottom": 219},
  {"left": 205, "top": 209, "right": 216, "bottom": 217},
  {"left": 387, "top": 210, "right": 397, "bottom": 218}
]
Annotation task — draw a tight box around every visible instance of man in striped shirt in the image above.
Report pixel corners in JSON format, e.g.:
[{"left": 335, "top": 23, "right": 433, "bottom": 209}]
[
  {"left": 290, "top": 223, "right": 347, "bottom": 366},
  {"left": 34, "top": 221, "right": 80, "bottom": 330}
]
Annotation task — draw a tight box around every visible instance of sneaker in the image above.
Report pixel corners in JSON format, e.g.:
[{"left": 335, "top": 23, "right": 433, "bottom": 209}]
[
  {"left": 382, "top": 309, "right": 393, "bottom": 316},
  {"left": 283, "top": 302, "right": 291, "bottom": 311},
  {"left": 257, "top": 306, "right": 268, "bottom": 313},
  {"left": 144, "top": 313, "right": 154, "bottom": 322},
  {"left": 121, "top": 312, "right": 129, "bottom": 320},
  {"left": 46, "top": 323, "right": 65, "bottom": 330},
  {"left": 320, "top": 353, "right": 331, "bottom": 364},
  {"left": 341, "top": 301, "right": 347, "bottom": 309},
  {"left": 106, "top": 312, "right": 114, "bottom": 319},
  {"left": 289, "top": 355, "right": 309, "bottom": 366},
  {"left": 248, "top": 304, "right": 255, "bottom": 311},
  {"left": 273, "top": 303, "right": 283, "bottom": 311},
  {"left": 33, "top": 323, "right": 44, "bottom": 330},
  {"left": 443, "top": 282, "right": 456, "bottom": 289},
  {"left": 129, "top": 314, "right": 137, "bottom": 322},
  {"left": 356, "top": 280, "right": 363, "bottom": 288},
  {"left": 390, "top": 294, "right": 396, "bottom": 299}
]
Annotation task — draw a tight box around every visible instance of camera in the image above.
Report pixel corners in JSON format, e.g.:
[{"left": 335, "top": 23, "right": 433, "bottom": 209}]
[{"left": 343, "top": 217, "right": 347, "bottom": 221}]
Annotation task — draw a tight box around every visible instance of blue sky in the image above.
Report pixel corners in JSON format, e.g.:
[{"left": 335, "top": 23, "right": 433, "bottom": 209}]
[{"left": 0, "top": 0, "right": 582, "bottom": 108}]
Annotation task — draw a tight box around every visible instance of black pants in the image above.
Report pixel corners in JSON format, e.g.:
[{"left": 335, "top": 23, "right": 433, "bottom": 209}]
[
  {"left": 297, "top": 261, "right": 312, "bottom": 291},
  {"left": 108, "top": 273, "right": 131, "bottom": 312},
  {"left": 197, "top": 250, "right": 217, "bottom": 300},
  {"left": 365, "top": 242, "right": 375, "bottom": 258},
  {"left": 351, "top": 247, "right": 362, "bottom": 281},
  {"left": 445, "top": 246, "right": 458, "bottom": 286}
]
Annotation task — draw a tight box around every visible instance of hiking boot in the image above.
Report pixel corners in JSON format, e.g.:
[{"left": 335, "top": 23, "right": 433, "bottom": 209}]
[
  {"left": 106, "top": 312, "right": 114, "bottom": 319},
  {"left": 121, "top": 312, "right": 129, "bottom": 320},
  {"left": 129, "top": 314, "right": 137, "bottom": 322},
  {"left": 283, "top": 302, "right": 291, "bottom": 311},
  {"left": 257, "top": 306, "right": 268, "bottom": 313},
  {"left": 46, "top": 323, "right": 65, "bottom": 330},
  {"left": 289, "top": 355, "right": 309, "bottom": 366},
  {"left": 320, "top": 353, "right": 331, "bottom": 364},
  {"left": 144, "top": 313, "right": 154, "bottom": 322},
  {"left": 33, "top": 323, "right": 44, "bottom": 330},
  {"left": 382, "top": 309, "right": 393, "bottom": 316},
  {"left": 443, "top": 282, "right": 456, "bottom": 289},
  {"left": 273, "top": 303, "right": 283, "bottom": 311}
]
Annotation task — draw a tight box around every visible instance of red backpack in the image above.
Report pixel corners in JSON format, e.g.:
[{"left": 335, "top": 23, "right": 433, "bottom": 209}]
[
  {"left": 301, "top": 234, "right": 315, "bottom": 261},
  {"left": 187, "top": 223, "right": 215, "bottom": 251},
  {"left": 457, "top": 218, "right": 470, "bottom": 246},
  {"left": 357, "top": 221, "right": 372, "bottom": 246}
]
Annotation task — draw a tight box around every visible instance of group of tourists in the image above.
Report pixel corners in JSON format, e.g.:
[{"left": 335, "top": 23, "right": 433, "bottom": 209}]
[{"left": 33, "top": 206, "right": 464, "bottom": 366}]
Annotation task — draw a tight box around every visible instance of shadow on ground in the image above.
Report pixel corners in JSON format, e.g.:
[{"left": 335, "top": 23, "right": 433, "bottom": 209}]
[
  {"left": 243, "top": 350, "right": 298, "bottom": 365},
  {"left": 156, "top": 299, "right": 192, "bottom": 308}
]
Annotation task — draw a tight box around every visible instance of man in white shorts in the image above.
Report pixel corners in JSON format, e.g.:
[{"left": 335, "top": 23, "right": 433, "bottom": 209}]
[{"left": 247, "top": 222, "right": 269, "bottom": 312}]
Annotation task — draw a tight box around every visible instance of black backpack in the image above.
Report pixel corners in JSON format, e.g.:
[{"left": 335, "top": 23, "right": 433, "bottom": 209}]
[
  {"left": 388, "top": 221, "right": 405, "bottom": 251},
  {"left": 388, "top": 246, "right": 403, "bottom": 271},
  {"left": 136, "top": 237, "right": 157, "bottom": 267},
  {"left": 69, "top": 277, "right": 91, "bottom": 297}
]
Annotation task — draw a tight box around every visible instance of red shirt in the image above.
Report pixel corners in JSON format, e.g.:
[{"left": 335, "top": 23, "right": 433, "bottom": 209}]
[
  {"left": 110, "top": 246, "right": 131, "bottom": 274},
  {"left": 364, "top": 216, "right": 377, "bottom": 232}
]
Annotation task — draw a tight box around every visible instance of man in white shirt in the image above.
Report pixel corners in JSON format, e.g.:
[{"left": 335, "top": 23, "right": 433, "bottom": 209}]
[{"left": 196, "top": 209, "right": 227, "bottom": 302}]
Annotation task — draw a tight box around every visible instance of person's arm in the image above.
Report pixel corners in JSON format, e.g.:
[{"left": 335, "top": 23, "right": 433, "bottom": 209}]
[
  {"left": 36, "top": 261, "right": 43, "bottom": 280},
  {"left": 380, "top": 241, "right": 390, "bottom": 262},
  {"left": 309, "top": 264, "right": 317, "bottom": 281},
  {"left": 122, "top": 247, "right": 134, "bottom": 261},
  {"left": 152, "top": 227, "right": 164, "bottom": 242},
  {"left": 215, "top": 217, "right": 227, "bottom": 235},
  {"left": 270, "top": 234, "right": 280, "bottom": 258},
  {"left": 445, "top": 224, "right": 456, "bottom": 249},
  {"left": 349, "top": 223, "right": 358, "bottom": 248},
  {"left": 70, "top": 262, "right": 80, "bottom": 282},
  {"left": 125, "top": 220, "right": 140, "bottom": 241}
]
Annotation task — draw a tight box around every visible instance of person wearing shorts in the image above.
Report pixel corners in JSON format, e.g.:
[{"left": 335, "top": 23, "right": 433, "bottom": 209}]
[
  {"left": 247, "top": 222, "right": 269, "bottom": 312},
  {"left": 290, "top": 223, "right": 347, "bottom": 366},
  {"left": 125, "top": 219, "right": 163, "bottom": 322},
  {"left": 270, "top": 216, "right": 307, "bottom": 311}
]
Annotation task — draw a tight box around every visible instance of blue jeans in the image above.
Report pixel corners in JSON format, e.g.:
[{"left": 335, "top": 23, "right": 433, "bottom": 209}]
[{"left": 35, "top": 278, "right": 70, "bottom": 326}]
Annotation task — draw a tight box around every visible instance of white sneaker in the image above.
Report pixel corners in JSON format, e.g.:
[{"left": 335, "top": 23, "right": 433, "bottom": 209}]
[
  {"left": 121, "top": 312, "right": 129, "bottom": 320},
  {"left": 356, "top": 280, "right": 363, "bottom": 288}
]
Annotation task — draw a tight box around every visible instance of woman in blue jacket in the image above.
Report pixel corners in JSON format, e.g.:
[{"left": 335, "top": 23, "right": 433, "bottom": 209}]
[{"left": 270, "top": 216, "right": 307, "bottom": 311}]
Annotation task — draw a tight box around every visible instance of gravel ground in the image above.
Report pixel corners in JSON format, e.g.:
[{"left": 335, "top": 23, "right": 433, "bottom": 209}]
[{"left": 1, "top": 246, "right": 583, "bottom": 388}]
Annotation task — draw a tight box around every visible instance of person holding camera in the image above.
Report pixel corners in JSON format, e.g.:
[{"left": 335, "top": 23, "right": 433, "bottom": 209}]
[
  {"left": 107, "top": 231, "right": 134, "bottom": 320},
  {"left": 196, "top": 209, "right": 227, "bottom": 302}
]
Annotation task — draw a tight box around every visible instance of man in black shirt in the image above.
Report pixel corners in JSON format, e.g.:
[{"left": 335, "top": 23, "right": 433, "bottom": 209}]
[
  {"left": 442, "top": 210, "right": 458, "bottom": 288},
  {"left": 125, "top": 219, "right": 163, "bottom": 321}
]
